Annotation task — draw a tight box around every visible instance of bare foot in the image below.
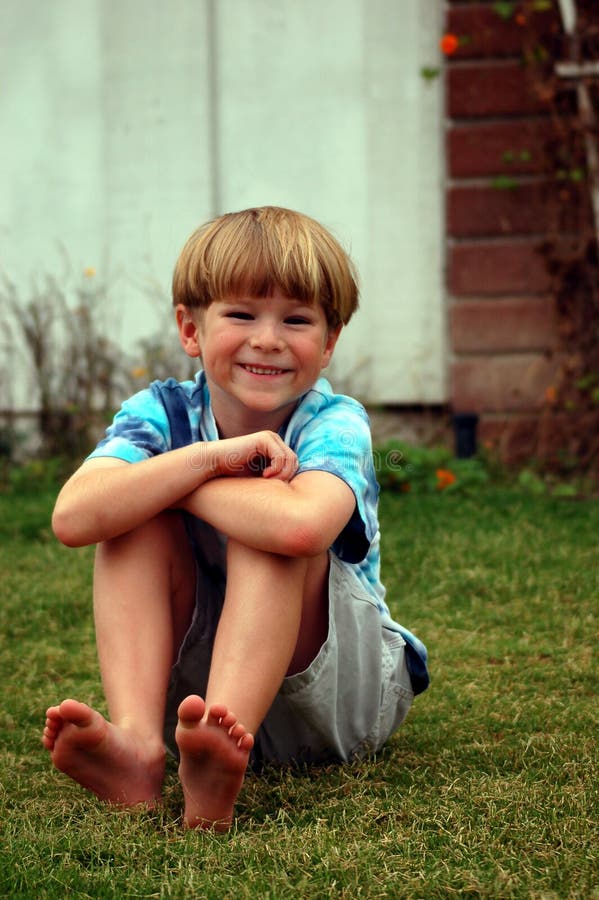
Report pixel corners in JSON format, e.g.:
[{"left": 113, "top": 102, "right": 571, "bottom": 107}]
[
  {"left": 42, "top": 699, "right": 164, "bottom": 806},
  {"left": 175, "top": 695, "right": 254, "bottom": 831}
]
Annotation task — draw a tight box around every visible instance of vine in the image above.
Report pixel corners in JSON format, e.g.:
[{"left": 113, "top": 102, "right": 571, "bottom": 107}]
[
  {"left": 442, "top": 0, "right": 599, "bottom": 475},
  {"left": 527, "top": 0, "right": 599, "bottom": 473}
]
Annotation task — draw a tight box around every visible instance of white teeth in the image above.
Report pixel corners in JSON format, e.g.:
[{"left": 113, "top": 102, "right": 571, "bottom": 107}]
[{"left": 243, "top": 365, "right": 284, "bottom": 375}]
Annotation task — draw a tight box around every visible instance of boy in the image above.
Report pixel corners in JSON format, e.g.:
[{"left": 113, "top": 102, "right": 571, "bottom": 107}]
[{"left": 43, "top": 206, "right": 428, "bottom": 831}]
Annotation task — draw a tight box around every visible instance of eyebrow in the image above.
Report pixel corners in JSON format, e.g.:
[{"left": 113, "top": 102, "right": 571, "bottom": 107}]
[{"left": 220, "top": 296, "right": 315, "bottom": 309}]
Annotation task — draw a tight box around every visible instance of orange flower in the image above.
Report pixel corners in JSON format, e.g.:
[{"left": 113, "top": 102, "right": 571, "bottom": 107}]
[
  {"left": 515, "top": 13, "right": 527, "bottom": 26},
  {"left": 545, "top": 385, "right": 557, "bottom": 405},
  {"left": 83, "top": 266, "right": 96, "bottom": 278},
  {"left": 436, "top": 468, "right": 457, "bottom": 490},
  {"left": 440, "top": 33, "right": 459, "bottom": 56}
]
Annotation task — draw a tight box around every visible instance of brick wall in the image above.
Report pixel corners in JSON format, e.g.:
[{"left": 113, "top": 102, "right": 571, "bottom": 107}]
[{"left": 444, "top": 0, "right": 586, "bottom": 462}]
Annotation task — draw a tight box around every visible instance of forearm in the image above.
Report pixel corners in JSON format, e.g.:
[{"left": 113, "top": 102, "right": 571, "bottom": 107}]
[
  {"left": 180, "top": 471, "right": 355, "bottom": 558},
  {"left": 52, "top": 444, "right": 218, "bottom": 546},
  {"left": 181, "top": 478, "right": 301, "bottom": 554}
]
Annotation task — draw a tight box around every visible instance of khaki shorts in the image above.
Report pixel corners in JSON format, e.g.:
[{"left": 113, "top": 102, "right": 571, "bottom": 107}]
[{"left": 164, "top": 520, "right": 414, "bottom": 767}]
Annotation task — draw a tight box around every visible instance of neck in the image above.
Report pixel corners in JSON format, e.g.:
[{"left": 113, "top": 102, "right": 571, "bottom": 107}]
[{"left": 210, "top": 394, "right": 297, "bottom": 439}]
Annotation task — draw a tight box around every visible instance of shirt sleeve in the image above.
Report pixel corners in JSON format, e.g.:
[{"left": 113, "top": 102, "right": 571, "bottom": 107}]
[
  {"left": 288, "top": 394, "right": 379, "bottom": 564},
  {"left": 87, "top": 385, "right": 172, "bottom": 463}
]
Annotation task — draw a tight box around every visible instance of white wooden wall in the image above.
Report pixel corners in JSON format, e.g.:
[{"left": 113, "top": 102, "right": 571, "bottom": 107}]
[{"left": 1, "top": 0, "right": 445, "bottom": 409}]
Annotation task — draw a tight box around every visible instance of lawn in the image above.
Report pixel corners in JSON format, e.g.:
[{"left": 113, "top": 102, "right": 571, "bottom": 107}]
[{"left": 0, "top": 483, "right": 597, "bottom": 898}]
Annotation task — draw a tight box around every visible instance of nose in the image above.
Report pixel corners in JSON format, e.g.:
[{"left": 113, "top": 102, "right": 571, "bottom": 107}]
[{"left": 249, "top": 319, "right": 284, "bottom": 351}]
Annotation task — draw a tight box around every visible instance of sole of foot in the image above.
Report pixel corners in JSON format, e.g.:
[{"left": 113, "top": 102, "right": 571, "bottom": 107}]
[{"left": 175, "top": 695, "right": 254, "bottom": 831}]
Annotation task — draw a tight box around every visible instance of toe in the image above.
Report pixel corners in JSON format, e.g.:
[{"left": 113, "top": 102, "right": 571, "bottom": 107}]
[
  {"left": 207, "top": 703, "right": 229, "bottom": 724},
  {"left": 238, "top": 732, "right": 254, "bottom": 751},
  {"left": 219, "top": 711, "right": 237, "bottom": 730},
  {"left": 177, "top": 695, "right": 206, "bottom": 724},
  {"left": 228, "top": 722, "right": 246, "bottom": 742}
]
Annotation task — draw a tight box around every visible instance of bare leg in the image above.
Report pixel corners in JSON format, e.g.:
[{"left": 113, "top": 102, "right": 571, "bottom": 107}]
[
  {"left": 43, "top": 512, "right": 196, "bottom": 805},
  {"left": 176, "top": 539, "right": 329, "bottom": 828}
]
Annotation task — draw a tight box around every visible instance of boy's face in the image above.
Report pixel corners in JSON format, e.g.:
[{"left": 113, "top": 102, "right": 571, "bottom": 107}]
[{"left": 176, "top": 288, "right": 341, "bottom": 435}]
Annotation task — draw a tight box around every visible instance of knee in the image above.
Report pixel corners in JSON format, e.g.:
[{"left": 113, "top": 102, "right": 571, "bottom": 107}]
[
  {"left": 137, "top": 509, "right": 186, "bottom": 541},
  {"left": 99, "top": 511, "right": 189, "bottom": 560}
]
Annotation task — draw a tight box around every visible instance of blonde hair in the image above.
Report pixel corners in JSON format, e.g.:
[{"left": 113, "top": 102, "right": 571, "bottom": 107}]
[{"left": 172, "top": 206, "right": 359, "bottom": 327}]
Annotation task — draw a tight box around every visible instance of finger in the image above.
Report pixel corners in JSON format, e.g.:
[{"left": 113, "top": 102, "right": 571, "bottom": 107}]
[
  {"left": 263, "top": 449, "right": 298, "bottom": 481},
  {"left": 261, "top": 455, "right": 285, "bottom": 478},
  {"left": 284, "top": 450, "right": 299, "bottom": 478}
]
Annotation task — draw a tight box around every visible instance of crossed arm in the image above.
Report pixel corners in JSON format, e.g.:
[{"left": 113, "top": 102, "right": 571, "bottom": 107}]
[
  {"left": 52, "top": 431, "right": 356, "bottom": 557},
  {"left": 179, "top": 470, "right": 355, "bottom": 557}
]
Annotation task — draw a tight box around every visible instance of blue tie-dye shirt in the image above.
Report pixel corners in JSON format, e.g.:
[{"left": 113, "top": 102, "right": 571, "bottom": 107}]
[{"left": 89, "top": 371, "right": 429, "bottom": 689}]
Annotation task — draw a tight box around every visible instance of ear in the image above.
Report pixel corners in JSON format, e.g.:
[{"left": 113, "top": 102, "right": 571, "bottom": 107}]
[
  {"left": 320, "top": 324, "right": 342, "bottom": 370},
  {"left": 175, "top": 305, "right": 202, "bottom": 358}
]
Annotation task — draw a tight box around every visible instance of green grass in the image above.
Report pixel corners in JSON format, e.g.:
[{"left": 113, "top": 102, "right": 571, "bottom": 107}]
[{"left": 1, "top": 485, "right": 597, "bottom": 898}]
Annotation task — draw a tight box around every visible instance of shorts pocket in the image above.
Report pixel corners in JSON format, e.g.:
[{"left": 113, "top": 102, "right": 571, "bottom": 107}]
[{"left": 376, "top": 634, "right": 414, "bottom": 749}]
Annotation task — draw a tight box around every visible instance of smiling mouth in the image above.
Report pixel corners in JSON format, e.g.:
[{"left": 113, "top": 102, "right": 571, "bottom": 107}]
[{"left": 240, "top": 364, "right": 289, "bottom": 376}]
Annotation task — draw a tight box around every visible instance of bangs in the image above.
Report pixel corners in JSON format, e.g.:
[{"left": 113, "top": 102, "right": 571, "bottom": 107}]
[
  {"left": 172, "top": 207, "right": 359, "bottom": 326},
  {"left": 208, "top": 212, "right": 321, "bottom": 304}
]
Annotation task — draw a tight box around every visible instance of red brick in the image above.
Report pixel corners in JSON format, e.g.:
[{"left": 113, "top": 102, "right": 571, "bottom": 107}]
[
  {"left": 477, "top": 414, "right": 539, "bottom": 465},
  {"left": 448, "top": 183, "right": 545, "bottom": 237},
  {"left": 449, "top": 241, "right": 551, "bottom": 295},
  {"left": 478, "top": 415, "right": 541, "bottom": 464},
  {"left": 449, "top": 297, "right": 559, "bottom": 353},
  {"left": 448, "top": 119, "right": 557, "bottom": 177},
  {"left": 447, "top": 182, "right": 590, "bottom": 237},
  {"left": 448, "top": 63, "right": 553, "bottom": 118},
  {"left": 478, "top": 411, "right": 594, "bottom": 468},
  {"left": 446, "top": 6, "right": 562, "bottom": 59},
  {"left": 450, "top": 354, "right": 562, "bottom": 413}
]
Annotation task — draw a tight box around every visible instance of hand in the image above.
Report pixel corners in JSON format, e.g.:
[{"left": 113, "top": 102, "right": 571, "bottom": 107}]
[{"left": 191, "top": 431, "right": 299, "bottom": 482}]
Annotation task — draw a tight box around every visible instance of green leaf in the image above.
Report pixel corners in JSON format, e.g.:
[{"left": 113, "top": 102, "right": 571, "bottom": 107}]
[
  {"left": 552, "top": 483, "right": 578, "bottom": 498},
  {"left": 491, "top": 175, "right": 520, "bottom": 191},
  {"left": 518, "top": 469, "right": 547, "bottom": 495},
  {"left": 492, "top": 1, "right": 516, "bottom": 21},
  {"left": 533, "top": 45, "right": 550, "bottom": 62},
  {"left": 574, "top": 373, "right": 598, "bottom": 391}
]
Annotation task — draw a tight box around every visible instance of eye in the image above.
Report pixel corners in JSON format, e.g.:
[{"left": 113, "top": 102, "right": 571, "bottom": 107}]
[
  {"left": 285, "top": 316, "right": 311, "bottom": 325},
  {"left": 226, "top": 311, "right": 253, "bottom": 320}
]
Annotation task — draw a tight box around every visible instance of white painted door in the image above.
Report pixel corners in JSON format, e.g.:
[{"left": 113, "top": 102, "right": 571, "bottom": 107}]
[
  {"left": 214, "top": 0, "right": 445, "bottom": 403},
  {"left": 1, "top": 0, "right": 445, "bottom": 406}
]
